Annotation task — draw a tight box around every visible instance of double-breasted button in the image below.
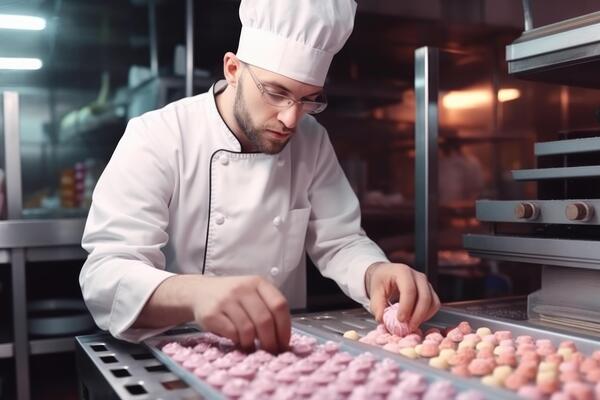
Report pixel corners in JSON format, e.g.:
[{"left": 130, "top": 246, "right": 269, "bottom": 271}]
[
  {"left": 273, "top": 216, "right": 282, "bottom": 227},
  {"left": 270, "top": 267, "right": 280, "bottom": 277},
  {"left": 214, "top": 213, "right": 225, "bottom": 225}
]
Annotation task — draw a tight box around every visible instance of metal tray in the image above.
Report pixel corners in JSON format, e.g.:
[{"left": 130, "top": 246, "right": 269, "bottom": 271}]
[
  {"left": 144, "top": 319, "right": 520, "bottom": 400},
  {"left": 295, "top": 308, "right": 600, "bottom": 353},
  {"left": 293, "top": 307, "right": 600, "bottom": 398}
]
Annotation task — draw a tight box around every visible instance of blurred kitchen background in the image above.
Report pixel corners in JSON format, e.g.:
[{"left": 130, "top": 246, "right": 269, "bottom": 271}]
[{"left": 0, "top": 0, "right": 600, "bottom": 398}]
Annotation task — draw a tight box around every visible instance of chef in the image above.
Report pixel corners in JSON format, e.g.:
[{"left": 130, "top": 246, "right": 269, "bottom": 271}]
[{"left": 80, "top": 0, "right": 440, "bottom": 353}]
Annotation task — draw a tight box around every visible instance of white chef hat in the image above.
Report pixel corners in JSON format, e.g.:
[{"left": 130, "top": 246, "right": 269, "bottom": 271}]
[{"left": 236, "top": 0, "right": 357, "bottom": 87}]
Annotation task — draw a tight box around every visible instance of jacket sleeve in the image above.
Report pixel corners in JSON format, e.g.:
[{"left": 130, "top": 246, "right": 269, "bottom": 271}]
[
  {"left": 80, "top": 116, "right": 178, "bottom": 343},
  {"left": 304, "top": 127, "right": 389, "bottom": 308}
]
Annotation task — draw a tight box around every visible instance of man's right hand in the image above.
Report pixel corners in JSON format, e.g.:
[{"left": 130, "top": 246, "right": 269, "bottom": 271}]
[{"left": 190, "top": 275, "right": 291, "bottom": 353}]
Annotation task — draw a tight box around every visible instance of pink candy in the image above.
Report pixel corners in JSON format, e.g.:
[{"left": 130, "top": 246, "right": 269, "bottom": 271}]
[
  {"left": 161, "top": 329, "right": 487, "bottom": 400},
  {"left": 171, "top": 347, "right": 193, "bottom": 363},
  {"left": 221, "top": 378, "right": 249, "bottom": 397},
  {"left": 161, "top": 341, "right": 182, "bottom": 355},
  {"left": 206, "top": 370, "right": 229, "bottom": 388},
  {"left": 446, "top": 328, "right": 464, "bottom": 343},
  {"left": 457, "top": 321, "right": 473, "bottom": 335},
  {"left": 425, "top": 332, "right": 444, "bottom": 343},
  {"left": 468, "top": 358, "right": 495, "bottom": 376},
  {"left": 423, "top": 380, "right": 456, "bottom": 400},
  {"left": 495, "top": 330, "right": 513, "bottom": 341},
  {"left": 382, "top": 304, "right": 411, "bottom": 336},
  {"left": 516, "top": 335, "right": 534, "bottom": 345},
  {"left": 182, "top": 353, "right": 208, "bottom": 371},
  {"left": 277, "top": 351, "right": 299, "bottom": 365},
  {"left": 275, "top": 367, "right": 299, "bottom": 383},
  {"left": 320, "top": 340, "right": 340, "bottom": 354},
  {"left": 229, "top": 363, "right": 257, "bottom": 379},
  {"left": 564, "top": 381, "right": 594, "bottom": 400},
  {"left": 518, "top": 385, "right": 545, "bottom": 400},
  {"left": 193, "top": 364, "right": 215, "bottom": 379}
]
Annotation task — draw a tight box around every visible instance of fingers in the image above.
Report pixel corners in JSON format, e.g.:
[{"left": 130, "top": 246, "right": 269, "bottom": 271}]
[
  {"left": 370, "top": 264, "right": 441, "bottom": 331},
  {"left": 201, "top": 312, "right": 238, "bottom": 344},
  {"left": 257, "top": 282, "right": 291, "bottom": 352},
  {"left": 239, "top": 291, "right": 279, "bottom": 354},
  {"left": 396, "top": 271, "right": 416, "bottom": 323},
  {"left": 408, "top": 272, "right": 433, "bottom": 330},
  {"left": 369, "top": 285, "right": 388, "bottom": 322},
  {"left": 222, "top": 302, "right": 257, "bottom": 350}
]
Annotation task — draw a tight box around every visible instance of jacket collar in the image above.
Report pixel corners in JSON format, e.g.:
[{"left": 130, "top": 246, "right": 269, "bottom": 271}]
[{"left": 208, "top": 80, "right": 243, "bottom": 152}]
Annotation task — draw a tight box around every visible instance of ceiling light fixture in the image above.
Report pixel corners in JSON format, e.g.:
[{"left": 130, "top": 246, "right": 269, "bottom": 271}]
[
  {"left": 0, "top": 14, "right": 46, "bottom": 31},
  {"left": 0, "top": 57, "right": 43, "bottom": 70}
]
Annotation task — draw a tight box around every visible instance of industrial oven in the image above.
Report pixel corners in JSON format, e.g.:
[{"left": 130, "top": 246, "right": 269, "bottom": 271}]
[{"left": 464, "top": 9, "right": 600, "bottom": 333}]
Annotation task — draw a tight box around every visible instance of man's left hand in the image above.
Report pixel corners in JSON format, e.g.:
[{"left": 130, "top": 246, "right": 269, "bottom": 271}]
[{"left": 365, "top": 262, "right": 440, "bottom": 331}]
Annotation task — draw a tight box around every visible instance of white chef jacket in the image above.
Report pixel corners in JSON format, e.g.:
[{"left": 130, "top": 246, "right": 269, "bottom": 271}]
[{"left": 80, "top": 81, "right": 389, "bottom": 342}]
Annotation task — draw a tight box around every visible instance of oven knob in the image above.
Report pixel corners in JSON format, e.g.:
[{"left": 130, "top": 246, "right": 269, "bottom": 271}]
[
  {"left": 514, "top": 202, "right": 539, "bottom": 220},
  {"left": 565, "top": 202, "right": 594, "bottom": 222}
]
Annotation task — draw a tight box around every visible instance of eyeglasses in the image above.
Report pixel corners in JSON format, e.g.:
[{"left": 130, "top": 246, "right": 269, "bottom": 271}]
[{"left": 245, "top": 65, "right": 328, "bottom": 115}]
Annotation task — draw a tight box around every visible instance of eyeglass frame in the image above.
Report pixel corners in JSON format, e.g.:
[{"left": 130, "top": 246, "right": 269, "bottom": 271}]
[{"left": 244, "top": 64, "right": 328, "bottom": 115}]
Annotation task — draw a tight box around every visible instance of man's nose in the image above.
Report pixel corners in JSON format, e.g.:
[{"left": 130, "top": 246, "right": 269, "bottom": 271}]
[{"left": 277, "top": 103, "right": 304, "bottom": 130}]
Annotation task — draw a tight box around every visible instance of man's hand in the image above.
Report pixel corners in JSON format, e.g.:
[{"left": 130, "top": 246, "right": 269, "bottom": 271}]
[
  {"left": 191, "top": 275, "right": 291, "bottom": 353},
  {"left": 134, "top": 274, "right": 291, "bottom": 354},
  {"left": 365, "top": 262, "right": 440, "bottom": 331}
]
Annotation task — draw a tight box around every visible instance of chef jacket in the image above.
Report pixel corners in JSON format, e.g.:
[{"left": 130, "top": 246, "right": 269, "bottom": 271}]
[{"left": 80, "top": 81, "right": 389, "bottom": 342}]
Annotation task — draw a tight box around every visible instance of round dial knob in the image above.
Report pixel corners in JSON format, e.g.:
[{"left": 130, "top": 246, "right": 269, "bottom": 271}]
[
  {"left": 514, "top": 202, "right": 539, "bottom": 220},
  {"left": 565, "top": 202, "right": 594, "bottom": 222}
]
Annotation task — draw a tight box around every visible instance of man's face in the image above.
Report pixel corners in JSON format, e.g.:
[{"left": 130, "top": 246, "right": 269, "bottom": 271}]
[{"left": 233, "top": 65, "right": 323, "bottom": 154}]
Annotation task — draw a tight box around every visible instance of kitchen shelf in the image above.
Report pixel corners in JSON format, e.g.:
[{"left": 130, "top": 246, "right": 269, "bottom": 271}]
[
  {"left": 535, "top": 137, "right": 600, "bottom": 157},
  {"left": 512, "top": 165, "right": 600, "bottom": 181},
  {"left": 506, "top": 11, "right": 600, "bottom": 88},
  {"left": 0, "top": 322, "right": 13, "bottom": 358},
  {"left": 57, "top": 107, "right": 126, "bottom": 144},
  {"left": 26, "top": 246, "right": 87, "bottom": 262},
  {"left": 0, "top": 337, "right": 83, "bottom": 358},
  {"left": 463, "top": 234, "right": 600, "bottom": 269},
  {"left": 0, "top": 219, "right": 86, "bottom": 249},
  {"left": 22, "top": 207, "right": 89, "bottom": 220},
  {"left": 0, "top": 342, "right": 12, "bottom": 358},
  {"left": 30, "top": 337, "right": 76, "bottom": 355},
  {"left": 0, "top": 246, "right": 87, "bottom": 264}
]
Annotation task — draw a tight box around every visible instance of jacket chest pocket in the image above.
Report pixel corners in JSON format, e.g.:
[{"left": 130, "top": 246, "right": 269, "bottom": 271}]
[{"left": 280, "top": 207, "right": 311, "bottom": 276}]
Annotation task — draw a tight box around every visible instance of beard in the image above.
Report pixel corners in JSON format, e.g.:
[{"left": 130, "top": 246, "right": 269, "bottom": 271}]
[{"left": 233, "top": 79, "right": 292, "bottom": 155}]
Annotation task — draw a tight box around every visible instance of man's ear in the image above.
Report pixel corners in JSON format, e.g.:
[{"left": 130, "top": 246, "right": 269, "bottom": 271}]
[{"left": 223, "top": 52, "right": 242, "bottom": 88}]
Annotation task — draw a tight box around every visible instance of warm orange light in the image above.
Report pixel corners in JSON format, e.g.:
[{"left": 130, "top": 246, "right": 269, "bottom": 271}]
[
  {"left": 442, "top": 90, "right": 492, "bottom": 109},
  {"left": 497, "top": 88, "right": 521, "bottom": 102}
]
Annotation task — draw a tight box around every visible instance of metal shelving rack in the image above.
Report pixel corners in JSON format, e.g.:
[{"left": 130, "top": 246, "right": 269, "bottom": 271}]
[
  {"left": 1, "top": 2, "right": 200, "bottom": 398},
  {"left": 2, "top": 92, "right": 88, "bottom": 400}
]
